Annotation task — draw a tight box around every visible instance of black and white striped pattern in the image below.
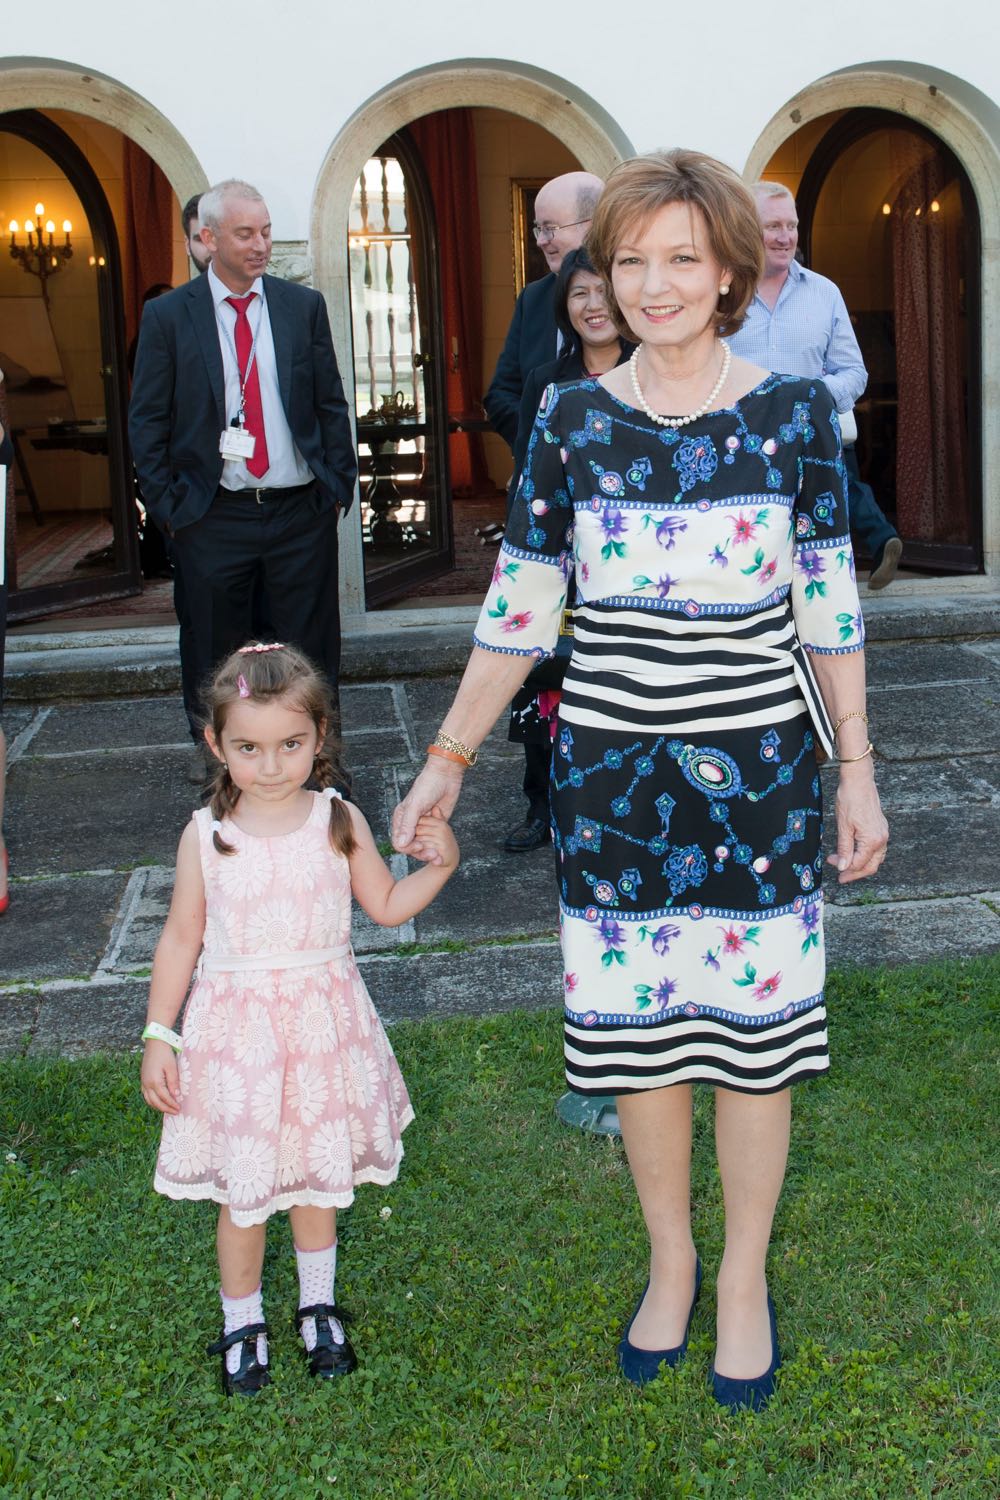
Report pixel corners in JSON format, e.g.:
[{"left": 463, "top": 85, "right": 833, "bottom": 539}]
[
  {"left": 562, "top": 601, "right": 835, "bottom": 753},
  {"left": 565, "top": 1003, "right": 830, "bottom": 1095}
]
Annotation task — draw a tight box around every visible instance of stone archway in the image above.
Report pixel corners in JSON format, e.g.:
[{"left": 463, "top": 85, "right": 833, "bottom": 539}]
[
  {"left": 0, "top": 58, "right": 206, "bottom": 203},
  {"left": 310, "top": 60, "right": 633, "bottom": 615},
  {"left": 744, "top": 62, "right": 1000, "bottom": 581}
]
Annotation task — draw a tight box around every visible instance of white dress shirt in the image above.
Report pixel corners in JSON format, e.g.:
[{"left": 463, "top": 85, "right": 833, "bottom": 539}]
[{"left": 208, "top": 262, "right": 312, "bottom": 491}]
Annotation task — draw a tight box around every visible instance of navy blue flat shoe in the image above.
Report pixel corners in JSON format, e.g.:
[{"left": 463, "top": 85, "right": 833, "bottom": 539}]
[
  {"left": 618, "top": 1257, "right": 702, "bottom": 1386},
  {"left": 711, "top": 1291, "right": 781, "bottom": 1413}
]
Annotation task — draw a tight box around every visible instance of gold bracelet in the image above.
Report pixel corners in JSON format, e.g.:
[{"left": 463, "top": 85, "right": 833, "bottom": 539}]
[
  {"left": 838, "top": 741, "right": 874, "bottom": 764},
  {"left": 431, "top": 731, "right": 478, "bottom": 768},
  {"left": 833, "top": 709, "right": 868, "bottom": 738}
]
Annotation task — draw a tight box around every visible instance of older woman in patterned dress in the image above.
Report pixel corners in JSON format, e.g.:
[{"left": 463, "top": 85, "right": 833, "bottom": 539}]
[{"left": 393, "top": 150, "right": 887, "bottom": 1411}]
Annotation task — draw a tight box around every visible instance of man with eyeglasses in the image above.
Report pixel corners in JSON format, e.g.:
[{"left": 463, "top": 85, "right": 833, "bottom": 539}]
[{"left": 484, "top": 170, "right": 604, "bottom": 447}]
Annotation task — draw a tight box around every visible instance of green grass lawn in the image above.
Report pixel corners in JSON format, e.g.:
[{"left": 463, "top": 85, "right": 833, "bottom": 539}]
[{"left": 1, "top": 957, "right": 997, "bottom": 1499}]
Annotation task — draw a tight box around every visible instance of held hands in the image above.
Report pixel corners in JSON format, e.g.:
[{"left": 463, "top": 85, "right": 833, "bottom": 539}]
[
  {"left": 827, "top": 764, "right": 889, "bottom": 883},
  {"left": 392, "top": 759, "right": 464, "bottom": 865},
  {"left": 413, "top": 808, "right": 460, "bottom": 872},
  {"left": 140, "top": 1039, "right": 181, "bottom": 1115}
]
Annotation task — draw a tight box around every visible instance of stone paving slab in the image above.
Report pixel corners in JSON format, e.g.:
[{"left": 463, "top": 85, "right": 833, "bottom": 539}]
[
  {"left": 0, "top": 872, "right": 130, "bottom": 983},
  {"left": 27, "top": 698, "right": 192, "bottom": 755},
  {"left": 414, "top": 849, "right": 558, "bottom": 946},
  {"left": 864, "top": 640, "right": 1000, "bottom": 688},
  {"left": 6, "top": 747, "right": 199, "bottom": 878},
  {"left": 826, "top": 894, "right": 1000, "bottom": 968},
  {"left": 824, "top": 756, "right": 999, "bottom": 815},
  {"left": 30, "top": 980, "right": 149, "bottom": 1057},
  {"left": 359, "top": 939, "right": 562, "bottom": 1023},
  {"left": 866, "top": 681, "right": 1000, "bottom": 762},
  {"left": 0, "top": 991, "right": 41, "bottom": 1056}
]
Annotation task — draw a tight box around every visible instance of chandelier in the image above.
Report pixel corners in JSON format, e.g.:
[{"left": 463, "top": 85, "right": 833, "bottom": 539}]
[{"left": 8, "top": 201, "right": 74, "bottom": 304}]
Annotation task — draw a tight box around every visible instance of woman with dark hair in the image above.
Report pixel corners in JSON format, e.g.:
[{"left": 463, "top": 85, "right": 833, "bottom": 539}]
[
  {"left": 504, "top": 247, "right": 635, "bottom": 852},
  {"left": 394, "top": 149, "right": 886, "bottom": 1411}
]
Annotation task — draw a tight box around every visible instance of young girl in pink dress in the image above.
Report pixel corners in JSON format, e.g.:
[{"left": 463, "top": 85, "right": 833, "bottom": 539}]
[{"left": 140, "top": 642, "right": 458, "bottom": 1396}]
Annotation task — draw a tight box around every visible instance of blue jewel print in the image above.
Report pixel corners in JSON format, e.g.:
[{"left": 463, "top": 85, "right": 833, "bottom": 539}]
[
  {"left": 665, "top": 844, "right": 708, "bottom": 898},
  {"left": 626, "top": 456, "right": 653, "bottom": 491},
  {"left": 673, "top": 435, "right": 718, "bottom": 494},
  {"left": 760, "top": 728, "right": 782, "bottom": 764},
  {"left": 568, "top": 409, "right": 613, "bottom": 450}
]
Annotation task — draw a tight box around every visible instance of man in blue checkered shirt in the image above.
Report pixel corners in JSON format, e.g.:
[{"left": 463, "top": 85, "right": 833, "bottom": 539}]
[{"left": 728, "top": 183, "right": 902, "bottom": 590}]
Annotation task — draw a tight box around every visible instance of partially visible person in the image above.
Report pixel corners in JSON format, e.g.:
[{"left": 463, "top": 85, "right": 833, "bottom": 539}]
[
  {"left": 728, "top": 183, "right": 902, "bottom": 589},
  {"left": 484, "top": 171, "right": 604, "bottom": 449},
  {"left": 503, "top": 246, "right": 635, "bottom": 852},
  {"left": 129, "top": 179, "right": 357, "bottom": 766},
  {"left": 141, "top": 642, "right": 458, "bottom": 1395},
  {"left": 182, "top": 193, "right": 211, "bottom": 274},
  {"left": 0, "top": 394, "right": 9, "bottom": 915}
]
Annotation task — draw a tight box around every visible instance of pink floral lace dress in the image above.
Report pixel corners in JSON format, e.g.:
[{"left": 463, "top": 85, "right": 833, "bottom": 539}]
[{"left": 154, "top": 790, "right": 414, "bottom": 1227}]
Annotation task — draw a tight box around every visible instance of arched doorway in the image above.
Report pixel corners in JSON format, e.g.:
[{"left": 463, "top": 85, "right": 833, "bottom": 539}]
[
  {"left": 791, "top": 109, "right": 981, "bottom": 574},
  {"left": 744, "top": 64, "right": 1000, "bottom": 583},
  {"left": 1, "top": 108, "right": 135, "bottom": 619},
  {"left": 313, "top": 61, "right": 631, "bottom": 617}
]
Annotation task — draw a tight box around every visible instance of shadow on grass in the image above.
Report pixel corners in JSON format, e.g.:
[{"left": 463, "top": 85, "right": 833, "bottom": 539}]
[{"left": 0, "top": 956, "right": 997, "bottom": 1498}]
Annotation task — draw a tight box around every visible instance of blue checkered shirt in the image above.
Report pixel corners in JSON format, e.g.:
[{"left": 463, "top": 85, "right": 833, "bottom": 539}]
[{"left": 727, "top": 260, "right": 867, "bottom": 413}]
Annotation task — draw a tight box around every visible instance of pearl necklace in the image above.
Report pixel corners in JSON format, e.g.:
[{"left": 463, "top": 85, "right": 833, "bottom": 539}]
[{"left": 629, "top": 342, "right": 732, "bottom": 428}]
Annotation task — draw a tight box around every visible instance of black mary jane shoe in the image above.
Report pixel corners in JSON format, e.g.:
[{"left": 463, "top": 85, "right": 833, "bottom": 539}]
[
  {"left": 206, "top": 1321, "right": 271, "bottom": 1397},
  {"left": 294, "top": 1303, "right": 358, "bottom": 1379}
]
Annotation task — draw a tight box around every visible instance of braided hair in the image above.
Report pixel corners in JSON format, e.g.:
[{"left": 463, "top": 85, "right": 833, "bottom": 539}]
[{"left": 204, "top": 642, "right": 356, "bottom": 857}]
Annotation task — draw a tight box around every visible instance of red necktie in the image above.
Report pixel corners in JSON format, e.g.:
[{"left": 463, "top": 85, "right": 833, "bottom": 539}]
[{"left": 225, "top": 293, "right": 270, "bottom": 479}]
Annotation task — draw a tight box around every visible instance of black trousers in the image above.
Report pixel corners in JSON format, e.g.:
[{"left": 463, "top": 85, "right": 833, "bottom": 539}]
[
  {"left": 522, "top": 739, "right": 553, "bottom": 822},
  {"left": 171, "top": 484, "right": 340, "bottom": 738}
]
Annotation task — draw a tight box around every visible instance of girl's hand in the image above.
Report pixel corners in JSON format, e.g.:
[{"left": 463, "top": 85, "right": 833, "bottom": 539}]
[
  {"left": 413, "top": 809, "right": 460, "bottom": 872},
  {"left": 827, "top": 764, "right": 888, "bottom": 883},
  {"left": 392, "top": 760, "right": 465, "bottom": 864},
  {"left": 141, "top": 1040, "right": 182, "bottom": 1114}
]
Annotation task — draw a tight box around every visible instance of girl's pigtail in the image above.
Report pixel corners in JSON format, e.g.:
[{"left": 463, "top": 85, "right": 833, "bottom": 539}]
[
  {"left": 314, "top": 750, "right": 356, "bottom": 857},
  {"left": 208, "top": 760, "right": 240, "bottom": 854}
]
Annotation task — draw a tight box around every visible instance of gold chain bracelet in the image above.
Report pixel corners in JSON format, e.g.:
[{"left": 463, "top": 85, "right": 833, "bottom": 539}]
[
  {"left": 833, "top": 709, "right": 869, "bottom": 738},
  {"left": 430, "top": 731, "right": 478, "bottom": 768}
]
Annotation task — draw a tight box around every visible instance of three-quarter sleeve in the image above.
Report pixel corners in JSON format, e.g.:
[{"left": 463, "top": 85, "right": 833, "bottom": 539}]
[
  {"left": 473, "top": 384, "right": 573, "bottom": 658},
  {"left": 791, "top": 384, "right": 865, "bottom": 654}
]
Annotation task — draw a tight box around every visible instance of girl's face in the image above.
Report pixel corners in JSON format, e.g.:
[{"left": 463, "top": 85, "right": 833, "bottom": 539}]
[
  {"left": 610, "top": 200, "right": 730, "bottom": 351},
  {"left": 566, "top": 270, "right": 618, "bottom": 352},
  {"left": 206, "top": 695, "right": 323, "bottom": 806}
]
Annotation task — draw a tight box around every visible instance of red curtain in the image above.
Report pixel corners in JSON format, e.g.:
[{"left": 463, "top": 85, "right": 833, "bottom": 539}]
[
  {"left": 890, "top": 131, "right": 970, "bottom": 544},
  {"left": 408, "top": 111, "right": 490, "bottom": 496},
  {"left": 122, "top": 140, "right": 176, "bottom": 349}
]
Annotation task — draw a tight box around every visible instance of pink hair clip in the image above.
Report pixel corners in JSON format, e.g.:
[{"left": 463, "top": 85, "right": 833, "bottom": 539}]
[
  {"left": 237, "top": 674, "right": 251, "bottom": 698},
  {"left": 238, "top": 642, "right": 286, "bottom": 654}
]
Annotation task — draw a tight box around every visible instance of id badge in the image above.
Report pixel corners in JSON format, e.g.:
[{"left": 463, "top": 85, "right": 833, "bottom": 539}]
[{"left": 219, "top": 426, "right": 256, "bottom": 460}]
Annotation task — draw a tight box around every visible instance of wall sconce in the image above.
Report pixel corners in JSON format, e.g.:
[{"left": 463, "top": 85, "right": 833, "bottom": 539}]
[{"left": 8, "top": 201, "right": 74, "bottom": 304}]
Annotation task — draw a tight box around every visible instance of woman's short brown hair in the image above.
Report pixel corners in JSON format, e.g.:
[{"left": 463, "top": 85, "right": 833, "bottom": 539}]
[{"left": 587, "top": 148, "right": 764, "bottom": 339}]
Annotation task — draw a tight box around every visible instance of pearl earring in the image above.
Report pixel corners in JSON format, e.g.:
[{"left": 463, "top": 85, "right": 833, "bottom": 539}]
[{"left": 719, "top": 283, "right": 730, "bottom": 295}]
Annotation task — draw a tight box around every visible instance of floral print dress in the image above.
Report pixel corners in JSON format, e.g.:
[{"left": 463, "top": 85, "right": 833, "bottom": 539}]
[
  {"left": 474, "top": 375, "right": 864, "bottom": 1095},
  {"left": 154, "top": 790, "right": 413, "bottom": 1226}
]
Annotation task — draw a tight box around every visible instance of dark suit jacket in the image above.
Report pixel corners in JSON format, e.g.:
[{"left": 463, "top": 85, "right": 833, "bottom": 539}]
[
  {"left": 128, "top": 273, "right": 357, "bottom": 533},
  {"left": 484, "top": 274, "right": 557, "bottom": 450}
]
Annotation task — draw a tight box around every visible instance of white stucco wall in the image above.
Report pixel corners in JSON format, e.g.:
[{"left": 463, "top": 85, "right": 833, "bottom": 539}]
[{"left": 3, "top": 0, "right": 999, "bottom": 238}]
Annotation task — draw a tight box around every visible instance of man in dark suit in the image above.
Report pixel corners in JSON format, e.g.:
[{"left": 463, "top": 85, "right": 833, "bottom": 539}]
[
  {"left": 129, "top": 180, "right": 357, "bottom": 753},
  {"left": 484, "top": 171, "right": 604, "bottom": 448},
  {"left": 483, "top": 170, "right": 603, "bottom": 851}
]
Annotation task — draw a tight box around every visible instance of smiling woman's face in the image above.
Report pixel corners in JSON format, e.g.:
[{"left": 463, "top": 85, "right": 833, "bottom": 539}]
[
  {"left": 566, "top": 270, "right": 618, "bottom": 351},
  {"left": 610, "top": 200, "right": 729, "bottom": 350}
]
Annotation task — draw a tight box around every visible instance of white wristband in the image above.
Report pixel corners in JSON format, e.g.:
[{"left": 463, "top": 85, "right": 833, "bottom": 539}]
[{"left": 142, "top": 1022, "right": 183, "bottom": 1052}]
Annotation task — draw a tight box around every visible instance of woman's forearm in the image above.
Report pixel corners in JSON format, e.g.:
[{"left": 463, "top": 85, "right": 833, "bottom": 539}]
[
  {"left": 435, "top": 644, "right": 540, "bottom": 749},
  {"left": 808, "top": 649, "right": 872, "bottom": 764}
]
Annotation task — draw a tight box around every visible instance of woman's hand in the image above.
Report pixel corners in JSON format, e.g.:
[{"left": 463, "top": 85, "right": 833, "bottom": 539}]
[
  {"left": 392, "top": 760, "right": 465, "bottom": 864},
  {"left": 827, "top": 764, "right": 888, "bottom": 883},
  {"left": 140, "top": 1039, "right": 181, "bottom": 1114}
]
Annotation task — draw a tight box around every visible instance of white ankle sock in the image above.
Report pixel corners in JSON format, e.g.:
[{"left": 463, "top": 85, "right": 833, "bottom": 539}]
[
  {"left": 220, "top": 1284, "right": 267, "bottom": 1374},
  {"left": 295, "top": 1241, "right": 342, "bottom": 1351}
]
